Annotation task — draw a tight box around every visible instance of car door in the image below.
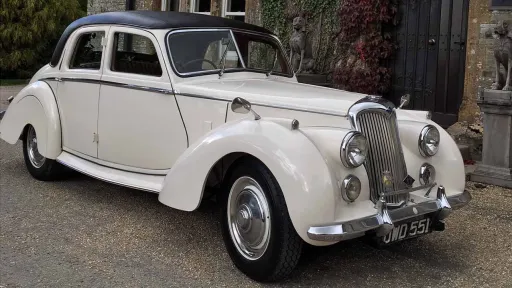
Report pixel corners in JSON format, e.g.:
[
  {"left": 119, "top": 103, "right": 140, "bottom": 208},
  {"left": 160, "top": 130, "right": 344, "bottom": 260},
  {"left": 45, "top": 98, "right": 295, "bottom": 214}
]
[
  {"left": 98, "top": 27, "right": 187, "bottom": 170},
  {"left": 56, "top": 26, "right": 109, "bottom": 158}
]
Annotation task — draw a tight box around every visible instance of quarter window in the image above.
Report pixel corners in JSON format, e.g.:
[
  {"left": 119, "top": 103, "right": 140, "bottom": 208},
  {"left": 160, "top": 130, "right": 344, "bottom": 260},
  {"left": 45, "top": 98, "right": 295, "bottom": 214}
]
[
  {"left": 111, "top": 32, "right": 163, "bottom": 77},
  {"left": 70, "top": 31, "right": 105, "bottom": 70}
]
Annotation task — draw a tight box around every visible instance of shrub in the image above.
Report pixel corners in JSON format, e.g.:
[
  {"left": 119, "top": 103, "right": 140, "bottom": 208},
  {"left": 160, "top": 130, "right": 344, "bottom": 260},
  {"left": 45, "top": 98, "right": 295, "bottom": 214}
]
[
  {"left": 0, "top": 0, "right": 85, "bottom": 78},
  {"left": 333, "top": 0, "right": 396, "bottom": 95}
]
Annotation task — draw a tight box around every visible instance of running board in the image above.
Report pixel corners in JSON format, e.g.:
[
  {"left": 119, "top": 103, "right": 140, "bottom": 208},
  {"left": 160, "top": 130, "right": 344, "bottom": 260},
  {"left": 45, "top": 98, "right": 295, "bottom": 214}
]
[{"left": 56, "top": 151, "right": 164, "bottom": 193}]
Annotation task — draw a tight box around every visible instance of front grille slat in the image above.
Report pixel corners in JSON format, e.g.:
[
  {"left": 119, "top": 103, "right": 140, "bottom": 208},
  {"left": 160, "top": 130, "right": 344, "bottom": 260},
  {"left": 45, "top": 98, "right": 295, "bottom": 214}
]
[
  {"left": 384, "top": 118, "right": 400, "bottom": 203},
  {"left": 357, "top": 110, "right": 408, "bottom": 204}
]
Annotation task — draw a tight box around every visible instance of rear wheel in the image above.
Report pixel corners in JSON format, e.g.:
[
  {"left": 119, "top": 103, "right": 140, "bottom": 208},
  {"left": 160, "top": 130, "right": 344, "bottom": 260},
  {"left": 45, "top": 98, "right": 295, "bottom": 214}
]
[
  {"left": 22, "top": 125, "right": 65, "bottom": 181},
  {"left": 220, "top": 157, "right": 303, "bottom": 282}
]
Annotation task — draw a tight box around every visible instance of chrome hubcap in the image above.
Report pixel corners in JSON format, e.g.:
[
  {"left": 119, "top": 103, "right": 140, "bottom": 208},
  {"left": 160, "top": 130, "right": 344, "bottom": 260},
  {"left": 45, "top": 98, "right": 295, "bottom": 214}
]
[
  {"left": 227, "top": 176, "right": 271, "bottom": 261},
  {"left": 26, "top": 126, "right": 45, "bottom": 168}
]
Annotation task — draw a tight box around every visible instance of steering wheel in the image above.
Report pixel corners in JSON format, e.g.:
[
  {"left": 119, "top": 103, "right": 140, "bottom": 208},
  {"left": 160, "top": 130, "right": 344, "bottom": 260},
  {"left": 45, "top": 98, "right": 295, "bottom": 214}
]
[{"left": 181, "top": 58, "right": 218, "bottom": 71}]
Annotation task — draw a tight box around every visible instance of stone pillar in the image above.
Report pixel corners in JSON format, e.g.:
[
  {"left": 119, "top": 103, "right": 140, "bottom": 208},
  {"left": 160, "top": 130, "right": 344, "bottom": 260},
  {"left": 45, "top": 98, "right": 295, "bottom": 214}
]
[
  {"left": 245, "top": 0, "right": 262, "bottom": 26},
  {"left": 179, "top": 0, "right": 189, "bottom": 12},
  {"left": 470, "top": 89, "right": 512, "bottom": 188},
  {"left": 210, "top": 0, "right": 221, "bottom": 17}
]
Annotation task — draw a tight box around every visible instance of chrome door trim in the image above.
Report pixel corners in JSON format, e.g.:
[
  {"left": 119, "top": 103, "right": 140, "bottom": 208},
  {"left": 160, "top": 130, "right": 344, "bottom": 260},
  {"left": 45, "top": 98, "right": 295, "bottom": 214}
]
[
  {"left": 40, "top": 77, "right": 347, "bottom": 117},
  {"left": 40, "top": 77, "right": 174, "bottom": 95},
  {"left": 174, "top": 92, "right": 346, "bottom": 117}
]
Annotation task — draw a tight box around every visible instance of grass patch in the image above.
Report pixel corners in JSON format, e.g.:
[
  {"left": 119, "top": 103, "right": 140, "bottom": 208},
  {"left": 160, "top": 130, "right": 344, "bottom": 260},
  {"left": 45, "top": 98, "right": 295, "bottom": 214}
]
[{"left": 0, "top": 79, "right": 29, "bottom": 86}]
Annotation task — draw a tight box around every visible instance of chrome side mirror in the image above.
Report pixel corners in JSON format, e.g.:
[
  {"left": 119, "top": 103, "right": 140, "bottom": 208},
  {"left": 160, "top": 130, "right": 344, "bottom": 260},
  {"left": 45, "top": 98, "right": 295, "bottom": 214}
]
[
  {"left": 231, "top": 97, "right": 261, "bottom": 120},
  {"left": 398, "top": 94, "right": 411, "bottom": 109}
]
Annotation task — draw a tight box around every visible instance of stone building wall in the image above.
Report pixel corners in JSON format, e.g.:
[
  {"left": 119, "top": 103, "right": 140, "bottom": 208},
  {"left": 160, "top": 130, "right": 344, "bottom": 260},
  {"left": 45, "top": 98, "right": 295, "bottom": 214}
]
[
  {"left": 87, "top": 0, "right": 126, "bottom": 14},
  {"left": 460, "top": 0, "right": 512, "bottom": 124},
  {"left": 87, "top": 0, "right": 160, "bottom": 54}
]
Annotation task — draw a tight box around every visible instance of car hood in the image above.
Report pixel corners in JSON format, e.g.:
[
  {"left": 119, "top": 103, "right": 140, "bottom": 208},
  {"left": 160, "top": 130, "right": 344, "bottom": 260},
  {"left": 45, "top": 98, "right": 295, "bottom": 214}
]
[{"left": 174, "top": 77, "right": 369, "bottom": 116}]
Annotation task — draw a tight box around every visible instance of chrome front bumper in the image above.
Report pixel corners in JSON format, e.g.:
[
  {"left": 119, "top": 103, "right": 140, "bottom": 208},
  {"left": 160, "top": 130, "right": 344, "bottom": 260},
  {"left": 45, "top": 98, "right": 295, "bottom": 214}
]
[{"left": 307, "top": 186, "right": 472, "bottom": 242}]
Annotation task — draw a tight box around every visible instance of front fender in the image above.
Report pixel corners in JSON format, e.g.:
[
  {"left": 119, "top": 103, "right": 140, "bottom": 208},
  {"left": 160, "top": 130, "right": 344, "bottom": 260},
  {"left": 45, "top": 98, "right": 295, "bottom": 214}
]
[
  {"left": 397, "top": 119, "right": 466, "bottom": 196},
  {"left": 158, "top": 119, "right": 338, "bottom": 245},
  {"left": 0, "top": 81, "right": 61, "bottom": 159}
]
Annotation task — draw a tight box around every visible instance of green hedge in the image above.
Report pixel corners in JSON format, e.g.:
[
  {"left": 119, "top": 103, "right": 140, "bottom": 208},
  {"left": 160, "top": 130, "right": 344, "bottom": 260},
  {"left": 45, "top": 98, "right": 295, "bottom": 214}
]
[{"left": 0, "top": 0, "right": 85, "bottom": 79}]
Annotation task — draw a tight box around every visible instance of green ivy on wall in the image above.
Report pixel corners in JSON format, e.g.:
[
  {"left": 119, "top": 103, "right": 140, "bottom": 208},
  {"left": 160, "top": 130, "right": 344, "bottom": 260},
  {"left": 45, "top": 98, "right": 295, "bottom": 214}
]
[
  {"left": 260, "top": 0, "right": 397, "bottom": 95},
  {"left": 261, "top": 0, "right": 340, "bottom": 74}
]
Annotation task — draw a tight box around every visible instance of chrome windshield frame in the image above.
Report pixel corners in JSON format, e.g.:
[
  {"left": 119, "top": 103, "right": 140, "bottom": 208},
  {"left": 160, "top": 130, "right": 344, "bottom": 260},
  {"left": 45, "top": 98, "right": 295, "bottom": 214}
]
[{"left": 165, "top": 28, "right": 293, "bottom": 78}]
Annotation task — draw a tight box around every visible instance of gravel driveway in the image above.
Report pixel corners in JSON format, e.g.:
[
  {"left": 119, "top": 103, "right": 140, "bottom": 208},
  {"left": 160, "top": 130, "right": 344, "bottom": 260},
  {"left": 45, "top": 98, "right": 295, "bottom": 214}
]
[
  {"left": 0, "top": 85, "right": 25, "bottom": 111},
  {"left": 0, "top": 140, "right": 511, "bottom": 287}
]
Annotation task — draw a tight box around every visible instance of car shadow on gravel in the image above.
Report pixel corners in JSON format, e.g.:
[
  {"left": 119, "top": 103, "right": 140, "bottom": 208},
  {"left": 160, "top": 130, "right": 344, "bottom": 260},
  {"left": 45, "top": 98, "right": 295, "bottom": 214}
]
[{"left": 2, "top": 158, "right": 472, "bottom": 286}]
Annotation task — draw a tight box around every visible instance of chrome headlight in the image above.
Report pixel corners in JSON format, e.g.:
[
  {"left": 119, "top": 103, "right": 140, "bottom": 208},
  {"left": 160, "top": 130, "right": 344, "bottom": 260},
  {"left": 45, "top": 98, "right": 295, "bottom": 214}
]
[
  {"left": 341, "top": 175, "right": 361, "bottom": 202},
  {"left": 340, "top": 131, "right": 368, "bottom": 168},
  {"left": 418, "top": 125, "right": 440, "bottom": 157},
  {"left": 419, "top": 163, "right": 436, "bottom": 185}
]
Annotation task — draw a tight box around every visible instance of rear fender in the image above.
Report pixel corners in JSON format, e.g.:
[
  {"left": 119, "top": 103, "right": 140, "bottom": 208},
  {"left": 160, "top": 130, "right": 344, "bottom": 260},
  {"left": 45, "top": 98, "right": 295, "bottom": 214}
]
[
  {"left": 158, "top": 118, "right": 338, "bottom": 244},
  {"left": 0, "top": 81, "right": 61, "bottom": 159}
]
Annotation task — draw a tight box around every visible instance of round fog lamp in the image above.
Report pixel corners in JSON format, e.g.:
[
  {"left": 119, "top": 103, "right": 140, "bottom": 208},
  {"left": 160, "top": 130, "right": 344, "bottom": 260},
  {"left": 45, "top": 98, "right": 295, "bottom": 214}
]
[
  {"left": 341, "top": 175, "right": 361, "bottom": 202},
  {"left": 419, "top": 163, "right": 436, "bottom": 185}
]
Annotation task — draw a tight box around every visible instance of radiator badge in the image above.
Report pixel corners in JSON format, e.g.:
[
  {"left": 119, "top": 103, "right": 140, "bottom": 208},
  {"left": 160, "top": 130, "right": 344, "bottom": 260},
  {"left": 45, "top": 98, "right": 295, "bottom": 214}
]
[
  {"left": 403, "top": 175, "right": 415, "bottom": 188},
  {"left": 382, "top": 171, "right": 393, "bottom": 192}
]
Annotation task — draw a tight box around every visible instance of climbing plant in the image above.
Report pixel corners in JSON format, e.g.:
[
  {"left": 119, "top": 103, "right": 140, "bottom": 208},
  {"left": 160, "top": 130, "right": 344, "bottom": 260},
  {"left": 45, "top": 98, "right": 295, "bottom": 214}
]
[
  {"left": 333, "top": 0, "right": 397, "bottom": 95},
  {"left": 260, "top": 0, "right": 340, "bottom": 74}
]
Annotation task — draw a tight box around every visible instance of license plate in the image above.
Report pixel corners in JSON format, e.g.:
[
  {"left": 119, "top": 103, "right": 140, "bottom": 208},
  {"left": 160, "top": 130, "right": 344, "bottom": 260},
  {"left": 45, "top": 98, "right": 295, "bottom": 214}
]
[{"left": 381, "top": 217, "right": 432, "bottom": 244}]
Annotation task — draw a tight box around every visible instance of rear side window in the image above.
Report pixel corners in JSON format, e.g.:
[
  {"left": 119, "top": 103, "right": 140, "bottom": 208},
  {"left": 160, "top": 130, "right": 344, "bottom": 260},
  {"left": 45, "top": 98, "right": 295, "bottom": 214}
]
[
  {"left": 70, "top": 31, "right": 105, "bottom": 70},
  {"left": 111, "top": 32, "right": 163, "bottom": 77}
]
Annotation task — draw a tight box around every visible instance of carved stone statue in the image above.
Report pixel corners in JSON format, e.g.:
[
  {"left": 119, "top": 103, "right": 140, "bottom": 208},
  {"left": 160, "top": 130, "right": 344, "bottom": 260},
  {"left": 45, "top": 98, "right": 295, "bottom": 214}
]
[
  {"left": 491, "top": 20, "right": 512, "bottom": 91},
  {"left": 289, "top": 15, "right": 314, "bottom": 74}
]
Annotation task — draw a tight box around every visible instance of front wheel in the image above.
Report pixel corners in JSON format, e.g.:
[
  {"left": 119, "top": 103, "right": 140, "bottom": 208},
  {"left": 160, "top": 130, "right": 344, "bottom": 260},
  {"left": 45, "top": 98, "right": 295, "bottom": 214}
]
[
  {"left": 22, "top": 125, "right": 66, "bottom": 181},
  {"left": 220, "top": 158, "right": 303, "bottom": 282}
]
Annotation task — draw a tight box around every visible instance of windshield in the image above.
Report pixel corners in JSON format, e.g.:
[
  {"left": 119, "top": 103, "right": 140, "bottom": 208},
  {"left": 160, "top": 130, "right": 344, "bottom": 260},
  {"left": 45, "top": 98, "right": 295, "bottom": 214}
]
[{"left": 167, "top": 30, "right": 292, "bottom": 77}]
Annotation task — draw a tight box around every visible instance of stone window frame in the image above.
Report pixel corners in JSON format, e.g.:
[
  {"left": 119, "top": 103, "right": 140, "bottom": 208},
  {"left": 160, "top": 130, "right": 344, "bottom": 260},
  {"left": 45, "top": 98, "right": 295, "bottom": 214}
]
[
  {"left": 221, "top": 0, "right": 245, "bottom": 22},
  {"left": 190, "top": 0, "right": 211, "bottom": 14},
  {"left": 489, "top": 0, "right": 512, "bottom": 10}
]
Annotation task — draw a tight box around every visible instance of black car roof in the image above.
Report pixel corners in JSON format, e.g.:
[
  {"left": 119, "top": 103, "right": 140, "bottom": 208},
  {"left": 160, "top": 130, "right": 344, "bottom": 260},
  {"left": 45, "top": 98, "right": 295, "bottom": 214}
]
[{"left": 50, "top": 10, "right": 274, "bottom": 67}]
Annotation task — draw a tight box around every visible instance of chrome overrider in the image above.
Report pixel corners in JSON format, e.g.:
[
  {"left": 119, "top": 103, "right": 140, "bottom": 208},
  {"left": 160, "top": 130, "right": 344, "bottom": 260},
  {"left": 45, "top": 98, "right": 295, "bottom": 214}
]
[{"left": 307, "top": 186, "right": 472, "bottom": 242}]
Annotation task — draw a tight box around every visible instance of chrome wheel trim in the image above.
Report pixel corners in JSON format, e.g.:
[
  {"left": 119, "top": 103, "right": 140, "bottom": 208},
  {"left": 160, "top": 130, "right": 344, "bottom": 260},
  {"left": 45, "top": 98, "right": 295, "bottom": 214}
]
[
  {"left": 227, "top": 176, "right": 271, "bottom": 261},
  {"left": 26, "top": 126, "right": 45, "bottom": 168}
]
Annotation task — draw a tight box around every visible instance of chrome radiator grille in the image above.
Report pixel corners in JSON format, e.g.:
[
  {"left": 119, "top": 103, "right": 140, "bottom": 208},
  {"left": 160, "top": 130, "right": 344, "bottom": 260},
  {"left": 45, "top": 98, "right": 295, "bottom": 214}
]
[{"left": 356, "top": 110, "right": 409, "bottom": 204}]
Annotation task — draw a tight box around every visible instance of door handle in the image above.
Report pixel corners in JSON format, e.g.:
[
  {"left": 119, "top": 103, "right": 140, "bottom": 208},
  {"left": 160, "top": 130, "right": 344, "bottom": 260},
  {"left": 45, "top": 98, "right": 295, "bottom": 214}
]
[
  {"left": 55, "top": 77, "right": 62, "bottom": 82},
  {"left": 428, "top": 39, "right": 436, "bottom": 45}
]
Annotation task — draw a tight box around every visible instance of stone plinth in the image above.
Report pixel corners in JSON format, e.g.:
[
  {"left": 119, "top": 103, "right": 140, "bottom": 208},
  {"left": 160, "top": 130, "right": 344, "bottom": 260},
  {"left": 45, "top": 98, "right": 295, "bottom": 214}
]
[
  {"left": 470, "top": 89, "right": 512, "bottom": 188},
  {"left": 296, "top": 74, "right": 331, "bottom": 88}
]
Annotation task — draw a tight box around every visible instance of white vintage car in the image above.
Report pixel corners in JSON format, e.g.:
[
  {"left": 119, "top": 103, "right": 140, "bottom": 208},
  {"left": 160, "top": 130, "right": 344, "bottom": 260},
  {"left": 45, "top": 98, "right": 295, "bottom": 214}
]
[{"left": 0, "top": 11, "right": 471, "bottom": 282}]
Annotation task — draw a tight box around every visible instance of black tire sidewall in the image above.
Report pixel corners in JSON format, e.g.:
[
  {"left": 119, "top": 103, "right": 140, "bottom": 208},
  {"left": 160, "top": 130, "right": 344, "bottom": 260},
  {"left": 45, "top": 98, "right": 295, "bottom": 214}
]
[
  {"left": 22, "top": 126, "right": 61, "bottom": 181},
  {"left": 220, "top": 158, "right": 300, "bottom": 281}
]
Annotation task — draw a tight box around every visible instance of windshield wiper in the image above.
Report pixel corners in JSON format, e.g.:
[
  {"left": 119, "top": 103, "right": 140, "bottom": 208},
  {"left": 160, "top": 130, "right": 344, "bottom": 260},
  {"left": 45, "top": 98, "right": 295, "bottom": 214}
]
[
  {"left": 218, "top": 38, "right": 232, "bottom": 78},
  {"left": 266, "top": 50, "right": 278, "bottom": 77}
]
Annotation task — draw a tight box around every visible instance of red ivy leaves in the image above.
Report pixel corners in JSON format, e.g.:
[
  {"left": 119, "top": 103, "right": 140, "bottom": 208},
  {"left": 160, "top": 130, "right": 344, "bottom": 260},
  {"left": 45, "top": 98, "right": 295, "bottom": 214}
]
[
  {"left": 333, "top": 0, "right": 396, "bottom": 95},
  {"left": 355, "top": 41, "right": 366, "bottom": 61}
]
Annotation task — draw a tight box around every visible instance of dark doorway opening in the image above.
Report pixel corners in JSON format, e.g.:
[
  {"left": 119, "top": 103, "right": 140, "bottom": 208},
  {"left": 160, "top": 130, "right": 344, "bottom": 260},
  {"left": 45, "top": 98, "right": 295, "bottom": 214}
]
[{"left": 386, "top": 0, "right": 470, "bottom": 128}]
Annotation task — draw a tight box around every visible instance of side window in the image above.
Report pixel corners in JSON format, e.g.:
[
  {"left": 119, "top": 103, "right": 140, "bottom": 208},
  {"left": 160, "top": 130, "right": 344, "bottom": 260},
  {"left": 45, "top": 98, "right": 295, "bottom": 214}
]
[
  {"left": 247, "top": 41, "right": 283, "bottom": 73},
  {"left": 111, "top": 32, "right": 163, "bottom": 77},
  {"left": 70, "top": 31, "right": 105, "bottom": 70}
]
